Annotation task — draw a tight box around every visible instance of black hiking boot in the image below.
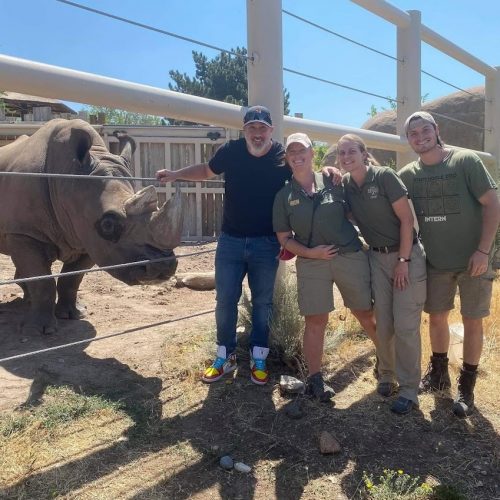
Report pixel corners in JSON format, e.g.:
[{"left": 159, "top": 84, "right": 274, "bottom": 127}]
[
  {"left": 306, "top": 372, "right": 335, "bottom": 403},
  {"left": 419, "top": 356, "right": 451, "bottom": 393},
  {"left": 452, "top": 369, "right": 477, "bottom": 417}
]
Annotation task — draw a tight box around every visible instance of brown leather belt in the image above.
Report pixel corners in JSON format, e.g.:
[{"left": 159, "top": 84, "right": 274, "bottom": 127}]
[{"left": 371, "top": 238, "right": 418, "bottom": 254}]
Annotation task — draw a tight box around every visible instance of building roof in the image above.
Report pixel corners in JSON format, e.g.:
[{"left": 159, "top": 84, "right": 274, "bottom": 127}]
[{"left": 0, "top": 91, "right": 76, "bottom": 114}]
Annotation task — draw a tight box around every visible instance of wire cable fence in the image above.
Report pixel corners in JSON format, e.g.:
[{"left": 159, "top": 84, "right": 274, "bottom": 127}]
[
  {"left": 0, "top": 249, "right": 216, "bottom": 287},
  {"left": 283, "top": 9, "right": 399, "bottom": 62},
  {"left": 284, "top": 8, "right": 488, "bottom": 103},
  {"left": 283, "top": 67, "right": 401, "bottom": 105},
  {"left": 430, "top": 111, "right": 490, "bottom": 131},
  {"left": 0, "top": 309, "right": 215, "bottom": 363},
  {"left": 0, "top": 171, "right": 226, "bottom": 184},
  {"left": 56, "top": 0, "right": 250, "bottom": 61}
]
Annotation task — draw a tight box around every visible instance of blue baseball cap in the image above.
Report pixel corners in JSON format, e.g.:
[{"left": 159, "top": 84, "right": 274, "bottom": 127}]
[{"left": 243, "top": 105, "right": 272, "bottom": 127}]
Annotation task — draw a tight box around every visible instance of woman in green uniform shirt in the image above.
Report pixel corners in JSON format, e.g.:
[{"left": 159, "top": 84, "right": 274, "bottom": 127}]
[
  {"left": 337, "top": 134, "right": 426, "bottom": 414},
  {"left": 273, "top": 133, "right": 377, "bottom": 402}
]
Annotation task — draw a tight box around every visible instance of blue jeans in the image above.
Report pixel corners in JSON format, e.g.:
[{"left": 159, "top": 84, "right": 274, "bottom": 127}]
[{"left": 215, "top": 232, "right": 280, "bottom": 354}]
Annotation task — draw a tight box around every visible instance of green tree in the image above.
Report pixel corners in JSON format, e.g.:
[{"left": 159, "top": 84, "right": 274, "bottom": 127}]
[
  {"left": 82, "top": 105, "right": 163, "bottom": 126},
  {"left": 167, "top": 47, "right": 290, "bottom": 124}
]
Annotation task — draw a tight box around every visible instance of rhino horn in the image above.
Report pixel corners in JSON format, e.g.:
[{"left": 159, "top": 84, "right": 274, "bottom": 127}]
[
  {"left": 124, "top": 185, "right": 159, "bottom": 216},
  {"left": 149, "top": 188, "right": 183, "bottom": 249}
]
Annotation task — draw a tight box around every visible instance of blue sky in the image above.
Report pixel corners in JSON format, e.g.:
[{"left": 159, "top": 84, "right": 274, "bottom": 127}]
[{"left": 1, "top": 0, "right": 499, "bottom": 127}]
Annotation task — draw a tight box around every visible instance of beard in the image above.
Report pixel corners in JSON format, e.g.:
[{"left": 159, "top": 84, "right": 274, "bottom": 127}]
[{"left": 246, "top": 138, "right": 272, "bottom": 157}]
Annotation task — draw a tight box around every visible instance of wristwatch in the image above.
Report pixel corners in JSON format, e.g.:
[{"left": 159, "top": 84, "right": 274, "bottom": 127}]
[{"left": 397, "top": 257, "right": 411, "bottom": 263}]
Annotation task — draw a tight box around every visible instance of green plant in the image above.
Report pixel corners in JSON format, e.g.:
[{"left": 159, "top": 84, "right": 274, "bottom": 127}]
[
  {"left": 239, "top": 271, "right": 305, "bottom": 364},
  {"left": 0, "top": 386, "right": 123, "bottom": 436},
  {"left": 313, "top": 143, "right": 329, "bottom": 171},
  {"left": 363, "top": 469, "right": 433, "bottom": 499},
  {"left": 0, "top": 413, "right": 32, "bottom": 437}
]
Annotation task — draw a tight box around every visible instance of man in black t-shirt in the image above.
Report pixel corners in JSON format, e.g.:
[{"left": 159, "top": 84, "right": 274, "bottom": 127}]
[{"left": 156, "top": 106, "right": 290, "bottom": 385}]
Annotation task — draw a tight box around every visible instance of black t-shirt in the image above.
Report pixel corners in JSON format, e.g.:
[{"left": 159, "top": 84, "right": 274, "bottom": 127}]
[{"left": 209, "top": 138, "right": 290, "bottom": 237}]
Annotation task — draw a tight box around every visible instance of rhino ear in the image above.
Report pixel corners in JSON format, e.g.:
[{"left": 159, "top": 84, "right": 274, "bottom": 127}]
[
  {"left": 124, "top": 185, "right": 159, "bottom": 215},
  {"left": 70, "top": 128, "right": 93, "bottom": 164},
  {"left": 113, "top": 131, "right": 136, "bottom": 171}
]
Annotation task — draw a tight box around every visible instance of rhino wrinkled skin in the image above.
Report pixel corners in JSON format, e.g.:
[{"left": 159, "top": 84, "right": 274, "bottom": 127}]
[{"left": 0, "top": 119, "right": 183, "bottom": 335}]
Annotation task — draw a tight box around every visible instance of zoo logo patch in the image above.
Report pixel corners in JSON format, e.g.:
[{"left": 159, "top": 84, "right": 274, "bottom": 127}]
[{"left": 366, "top": 185, "right": 379, "bottom": 199}]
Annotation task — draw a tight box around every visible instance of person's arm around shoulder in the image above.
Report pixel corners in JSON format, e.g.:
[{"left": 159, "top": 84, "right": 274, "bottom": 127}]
[
  {"left": 468, "top": 188, "right": 500, "bottom": 277},
  {"left": 156, "top": 163, "right": 216, "bottom": 183},
  {"left": 276, "top": 232, "right": 338, "bottom": 260}
]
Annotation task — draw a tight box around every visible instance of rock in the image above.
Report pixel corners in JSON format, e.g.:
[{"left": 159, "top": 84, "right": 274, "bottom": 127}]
[
  {"left": 279, "top": 375, "right": 305, "bottom": 395},
  {"left": 234, "top": 462, "right": 252, "bottom": 473},
  {"left": 319, "top": 431, "right": 341, "bottom": 454},
  {"left": 284, "top": 399, "right": 304, "bottom": 420},
  {"left": 174, "top": 272, "right": 215, "bottom": 290},
  {"left": 219, "top": 455, "right": 234, "bottom": 470},
  {"left": 361, "top": 86, "right": 488, "bottom": 169}
]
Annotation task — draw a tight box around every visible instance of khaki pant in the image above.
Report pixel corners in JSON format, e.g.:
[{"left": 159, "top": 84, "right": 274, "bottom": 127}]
[{"left": 370, "top": 243, "right": 427, "bottom": 402}]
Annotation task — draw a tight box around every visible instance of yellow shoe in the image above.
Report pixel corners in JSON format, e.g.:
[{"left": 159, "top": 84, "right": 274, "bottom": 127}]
[
  {"left": 202, "top": 348, "right": 237, "bottom": 383},
  {"left": 250, "top": 346, "right": 269, "bottom": 385}
]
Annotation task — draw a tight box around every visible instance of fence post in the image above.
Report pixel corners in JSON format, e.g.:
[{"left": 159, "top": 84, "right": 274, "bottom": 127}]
[
  {"left": 484, "top": 67, "right": 500, "bottom": 181},
  {"left": 246, "top": 0, "right": 283, "bottom": 142},
  {"left": 396, "top": 9, "right": 421, "bottom": 169}
]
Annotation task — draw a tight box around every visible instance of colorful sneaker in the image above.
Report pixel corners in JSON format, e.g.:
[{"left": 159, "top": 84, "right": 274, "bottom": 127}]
[
  {"left": 250, "top": 346, "right": 269, "bottom": 385},
  {"left": 202, "top": 346, "right": 237, "bottom": 383}
]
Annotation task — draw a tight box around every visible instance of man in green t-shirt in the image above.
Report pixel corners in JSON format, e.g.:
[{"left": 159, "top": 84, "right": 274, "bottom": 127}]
[{"left": 399, "top": 111, "right": 500, "bottom": 417}]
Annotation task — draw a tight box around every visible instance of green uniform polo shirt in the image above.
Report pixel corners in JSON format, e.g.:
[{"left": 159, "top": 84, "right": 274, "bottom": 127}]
[
  {"left": 343, "top": 165, "right": 409, "bottom": 248},
  {"left": 399, "top": 148, "right": 497, "bottom": 272},
  {"left": 273, "top": 172, "right": 361, "bottom": 252}
]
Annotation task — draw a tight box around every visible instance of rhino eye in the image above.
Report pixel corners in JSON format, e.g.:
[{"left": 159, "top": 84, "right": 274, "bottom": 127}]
[{"left": 95, "top": 212, "right": 124, "bottom": 242}]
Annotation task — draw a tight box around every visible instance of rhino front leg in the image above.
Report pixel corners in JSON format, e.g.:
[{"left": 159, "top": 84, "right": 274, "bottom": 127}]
[
  {"left": 7, "top": 235, "right": 57, "bottom": 335},
  {"left": 56, "top": 254, "right": 93, "bottom": 320}
]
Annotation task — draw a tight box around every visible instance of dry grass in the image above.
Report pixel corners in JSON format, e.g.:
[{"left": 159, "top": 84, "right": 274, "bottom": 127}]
[{"left": 0, "top": 281, "right": 498, "bottom": 499}]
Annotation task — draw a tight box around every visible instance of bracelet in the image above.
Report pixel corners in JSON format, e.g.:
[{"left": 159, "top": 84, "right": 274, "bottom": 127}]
[
  {"left": 397, "top": 257, "right": 411, "bottom": 263},
  {"left": 476, "top": 248, "right": 489, "bottom": 256}
]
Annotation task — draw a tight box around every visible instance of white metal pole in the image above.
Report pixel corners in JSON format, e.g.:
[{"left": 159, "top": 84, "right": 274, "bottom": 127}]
[
  {"left": 396, "top": 10, "right": 421, "bottom": 169},
  {"left": 246, "top": 0, "right": 284, "bottom": 142},
  {"left": 484, "top": 67, "right": 500, "bottom": 180}
]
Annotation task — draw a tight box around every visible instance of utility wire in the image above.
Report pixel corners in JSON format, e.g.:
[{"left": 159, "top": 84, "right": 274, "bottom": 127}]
[{"left": 56, "top": 0, "right": 250, "bottom": 61}]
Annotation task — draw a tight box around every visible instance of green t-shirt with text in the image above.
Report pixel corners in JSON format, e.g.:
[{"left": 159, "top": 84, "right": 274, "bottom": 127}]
[{"left": 398, "top": 148, "right": 497, "bottom": 272}]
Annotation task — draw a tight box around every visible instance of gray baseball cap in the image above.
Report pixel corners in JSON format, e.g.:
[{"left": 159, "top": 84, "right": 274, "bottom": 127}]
[{"left": 404, "top": 111, "right": 437, "bottom": 135}]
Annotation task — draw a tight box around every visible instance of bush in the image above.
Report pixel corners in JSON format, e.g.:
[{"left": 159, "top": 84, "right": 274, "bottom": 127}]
[
  {"left": 239, "top": 270, "right": 304, "bottom": 366},
  {"left": 363, "top": 469, "right": 433, "bottom": 500}
]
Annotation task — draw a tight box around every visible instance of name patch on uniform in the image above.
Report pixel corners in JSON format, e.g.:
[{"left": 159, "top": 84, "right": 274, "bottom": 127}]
[
  {"left": 290, "top": 199, "right": 300, "bottom": 206},
  {"left": 424, "top": 215, "right": 447, "bottom": 222}
]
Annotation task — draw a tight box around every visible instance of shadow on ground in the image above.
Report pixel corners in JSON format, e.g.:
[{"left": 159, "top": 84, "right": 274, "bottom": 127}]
[{"left": 1, "top": 324, "right": 498, "bottom": 500}]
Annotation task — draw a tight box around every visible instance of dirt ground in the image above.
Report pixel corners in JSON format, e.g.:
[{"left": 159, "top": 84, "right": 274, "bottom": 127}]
[{"left": 0, "top": 243, "right": 499, "bottom": 499}]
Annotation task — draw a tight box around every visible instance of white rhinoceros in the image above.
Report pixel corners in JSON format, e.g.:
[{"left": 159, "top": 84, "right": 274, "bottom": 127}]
[{"left": 0, "top": 119, "right": 182, "bottom": 335}]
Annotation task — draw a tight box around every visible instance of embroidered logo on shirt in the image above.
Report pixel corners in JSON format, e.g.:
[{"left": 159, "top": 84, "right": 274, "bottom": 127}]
[
  {"left": 366, "top": 185, "right": 379, "bottom": 199},
  {"left": 290, "top": 199, "right": 300, "bottom": 206}
]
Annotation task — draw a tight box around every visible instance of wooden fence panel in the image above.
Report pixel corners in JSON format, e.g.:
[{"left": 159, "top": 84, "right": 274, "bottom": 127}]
[{"left": 106, "top": 136, "right": 225, "bottom": 241}]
